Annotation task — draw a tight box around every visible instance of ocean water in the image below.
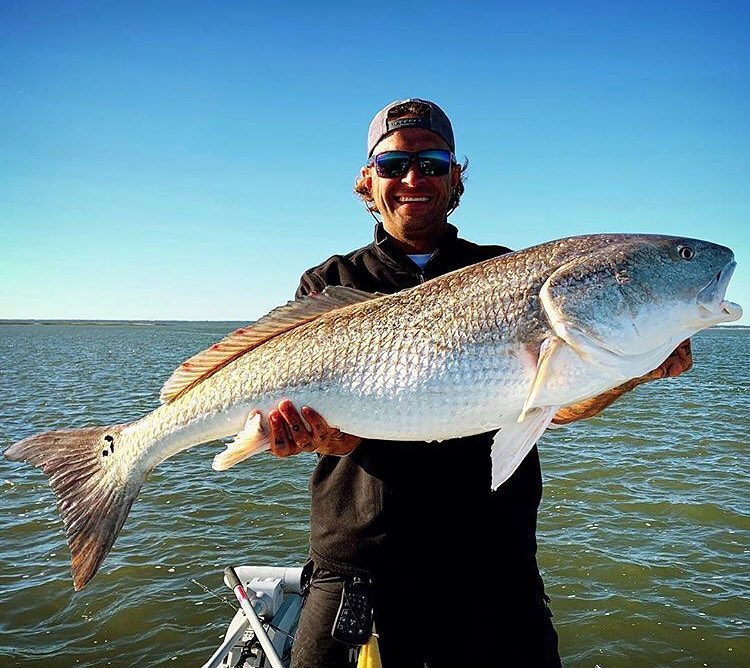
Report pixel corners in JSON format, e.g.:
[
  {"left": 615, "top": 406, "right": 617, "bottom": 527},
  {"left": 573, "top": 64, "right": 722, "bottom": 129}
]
[{"left": 0, "top": 323, "right": 747, "bottom": 667}]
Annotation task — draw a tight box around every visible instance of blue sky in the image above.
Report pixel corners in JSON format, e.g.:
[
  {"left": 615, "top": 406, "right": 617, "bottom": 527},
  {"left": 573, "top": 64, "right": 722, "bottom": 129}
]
[{"left": 1, "top": 1, "right": 748, "bottom": 324}]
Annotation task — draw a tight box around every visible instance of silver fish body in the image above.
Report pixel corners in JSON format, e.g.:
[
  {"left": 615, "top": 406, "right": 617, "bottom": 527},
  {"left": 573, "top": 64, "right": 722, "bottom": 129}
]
[
  {"left": 136, "top": 233, "right": 740, "bottom": 450},
  {"left": 4, "top": 233, "right": 742, "bottom": 589}
]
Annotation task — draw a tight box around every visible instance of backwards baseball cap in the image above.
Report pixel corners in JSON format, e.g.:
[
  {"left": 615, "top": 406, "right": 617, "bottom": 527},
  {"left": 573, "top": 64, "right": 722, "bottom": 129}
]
[{"left": 367, "top": 98, "right": 455, "bottom": 157}]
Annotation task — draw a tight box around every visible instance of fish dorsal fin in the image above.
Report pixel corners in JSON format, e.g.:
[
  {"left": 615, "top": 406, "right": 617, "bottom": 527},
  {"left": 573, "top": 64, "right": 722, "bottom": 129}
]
[{"left": 160, "top": 286, "right": 379, "bottom": 404}]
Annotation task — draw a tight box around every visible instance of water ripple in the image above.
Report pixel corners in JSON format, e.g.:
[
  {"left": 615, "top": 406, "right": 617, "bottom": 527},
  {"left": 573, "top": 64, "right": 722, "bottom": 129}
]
[{"left": 1, "top": 324, "right": 748, "bottom": 666}]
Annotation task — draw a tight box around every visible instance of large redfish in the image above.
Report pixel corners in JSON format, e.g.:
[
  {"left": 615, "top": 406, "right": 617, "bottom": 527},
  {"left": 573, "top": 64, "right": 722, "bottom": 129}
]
[{"left": 4, "top": 234, "right": 742, "bottom": 590}]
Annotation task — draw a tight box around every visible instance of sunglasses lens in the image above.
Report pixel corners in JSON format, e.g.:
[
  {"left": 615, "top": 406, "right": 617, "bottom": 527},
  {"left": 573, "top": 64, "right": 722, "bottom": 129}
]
[
  {"left": 417, "top": 150, "right": 451, "bottom": 177},
  {"left": 375, "top": 152, "right": 411, "bottom": 178},
  {"left": 375, "top": 149, "right": 452, "bottom": 179},
  {"left": 373, "top": 150, "right": 453, "bottom": 178}
]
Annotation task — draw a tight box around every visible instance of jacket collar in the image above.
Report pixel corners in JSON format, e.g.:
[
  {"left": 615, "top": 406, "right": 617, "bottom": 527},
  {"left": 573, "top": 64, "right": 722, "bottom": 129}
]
[{"left": 371, "top": 222, "right": 459, "bottom": 274}]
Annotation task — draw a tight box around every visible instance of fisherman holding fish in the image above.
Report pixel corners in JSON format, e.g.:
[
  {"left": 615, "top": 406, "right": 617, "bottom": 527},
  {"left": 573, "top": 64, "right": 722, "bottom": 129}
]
[
  {"left": 266, "top": 99, "right": 694, "bottom": 667},
  {"left": 7, "top": 98, "right": 738, "bottom": 668}
]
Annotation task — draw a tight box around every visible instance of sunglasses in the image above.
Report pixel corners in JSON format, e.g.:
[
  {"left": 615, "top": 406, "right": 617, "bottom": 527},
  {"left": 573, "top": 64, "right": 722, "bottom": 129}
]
[{"left": 369, "top": 149, "right": 455, "bottom": 179}]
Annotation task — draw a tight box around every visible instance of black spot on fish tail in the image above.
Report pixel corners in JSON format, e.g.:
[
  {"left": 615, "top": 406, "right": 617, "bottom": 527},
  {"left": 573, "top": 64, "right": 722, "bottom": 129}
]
[{"left": 3, "top": 423, "right": 143, "bottom": 591}]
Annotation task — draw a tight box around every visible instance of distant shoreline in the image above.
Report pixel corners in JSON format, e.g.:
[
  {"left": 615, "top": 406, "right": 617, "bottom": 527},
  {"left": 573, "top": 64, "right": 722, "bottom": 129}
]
[
  {"left": 0, "top": 320, "right": 746, "bottom": 329},
  {"left": 0, "top": 320, "right": 248, "bottom": 327}
]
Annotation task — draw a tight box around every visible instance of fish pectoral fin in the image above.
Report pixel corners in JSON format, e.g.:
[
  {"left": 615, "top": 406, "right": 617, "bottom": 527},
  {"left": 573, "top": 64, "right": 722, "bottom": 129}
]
[
  {"left": 491, "top": 405, "right": 558, "bottom": 490},
  {"left": 212, "top": 411, "right": 270, "bottom": 471},
  {"left": 519, "top": 336, "right": 572, "bottom": 422}
]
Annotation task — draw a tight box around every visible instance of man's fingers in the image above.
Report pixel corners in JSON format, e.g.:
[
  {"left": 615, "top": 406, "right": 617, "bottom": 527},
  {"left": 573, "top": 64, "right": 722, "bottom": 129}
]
[
  {"left": 302, "top": 407, "right": 361, "bottom": 456},
  {"left": 646, "top": 366, "right": 667, "bottom": 381},
  {"left": 678, "top": 338, "right": 693, "bottom": 371},
  {"left": 269, "top": 410, "right": 298, "bottom": 457},
  {"left": 666, "top": 360, "right": 682, "bottom": 377},
  {"left": 647, "top": 338, "right": 693, "bottom": 379},
  {"left": 665, "top": 339, "right": 693, "bottom": 377},
  {"left": 301, "top": 406, "right": 332, "bottom": 440},
  {"left": 269, "top": 402, "right": 360, "bottom": 457},
  {"left": 278, "top": 400, "right": 314, "bottom": 451}
]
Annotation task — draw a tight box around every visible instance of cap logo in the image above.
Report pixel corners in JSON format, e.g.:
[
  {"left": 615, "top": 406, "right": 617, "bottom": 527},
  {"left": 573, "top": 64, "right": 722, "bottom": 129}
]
[{"left": 386, "top": 117, "right": 430, "bottom": 132}]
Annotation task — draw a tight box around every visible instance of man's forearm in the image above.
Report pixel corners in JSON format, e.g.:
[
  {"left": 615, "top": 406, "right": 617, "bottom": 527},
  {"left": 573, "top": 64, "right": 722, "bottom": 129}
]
[
  {"left": 551, "top": 339, "right": 692, "bottom": 426},
  {"left": 551, "top": 377, "right": 644, "bottom": 425}
]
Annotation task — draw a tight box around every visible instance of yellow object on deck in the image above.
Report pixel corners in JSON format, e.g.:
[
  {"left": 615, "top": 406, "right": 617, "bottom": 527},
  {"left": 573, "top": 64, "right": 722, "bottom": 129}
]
[{"left": 356, "top": 634, "right": 382, "bottom": 668}]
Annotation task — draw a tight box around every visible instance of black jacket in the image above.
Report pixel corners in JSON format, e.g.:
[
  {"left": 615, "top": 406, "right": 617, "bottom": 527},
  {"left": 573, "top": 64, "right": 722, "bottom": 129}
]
[{"left": 296, "top": 223, "right": 545, "bottom": 595}]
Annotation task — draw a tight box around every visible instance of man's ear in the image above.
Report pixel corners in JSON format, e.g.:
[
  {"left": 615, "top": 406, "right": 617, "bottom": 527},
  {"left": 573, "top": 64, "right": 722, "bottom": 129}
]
[
  {"left": 450, "top": 160, "right": 461, "bottom": 190},
  {"left": 361, "top": 165, "right": 372, "bottom": 193}
]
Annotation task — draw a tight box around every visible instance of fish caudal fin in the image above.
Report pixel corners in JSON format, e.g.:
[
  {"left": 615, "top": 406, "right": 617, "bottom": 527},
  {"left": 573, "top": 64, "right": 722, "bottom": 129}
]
[
  {"left": 4, "top": 424, "right": 143, "bottom": 590},
  {"left": 491, "top": 406, "right": 558, "bottom": 490},
  {"left": 212, "top": 411, "right": 270, "bottom": 471}
]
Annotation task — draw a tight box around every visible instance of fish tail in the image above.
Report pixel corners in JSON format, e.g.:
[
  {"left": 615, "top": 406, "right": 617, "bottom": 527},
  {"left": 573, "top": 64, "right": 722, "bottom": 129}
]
[{"left": 4, "top": 423, "right": 143, "bottom": 591}]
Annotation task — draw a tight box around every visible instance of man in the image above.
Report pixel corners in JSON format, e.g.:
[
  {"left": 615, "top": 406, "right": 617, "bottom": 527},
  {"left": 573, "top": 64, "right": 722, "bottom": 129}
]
[{"left": 268, "top": 99, "right": 692, "bottom": 667}]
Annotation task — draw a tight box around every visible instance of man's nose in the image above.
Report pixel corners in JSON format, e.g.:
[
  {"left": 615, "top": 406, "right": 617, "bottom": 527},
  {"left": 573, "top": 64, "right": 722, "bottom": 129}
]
[{"left": 400, "top": 162, "right": 424, "bottom": 186}]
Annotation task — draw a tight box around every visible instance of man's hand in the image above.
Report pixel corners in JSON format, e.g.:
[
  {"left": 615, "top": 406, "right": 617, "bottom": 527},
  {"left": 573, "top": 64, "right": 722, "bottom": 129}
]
[
  {"left": 268, "top": 399, "right": 362, "bottom": 458},
  {"left": 640, "top": 337, "right": 693, "bottom": 381},
  {"left": 552, "top": 338, "right": 693, "bottom": 425}
]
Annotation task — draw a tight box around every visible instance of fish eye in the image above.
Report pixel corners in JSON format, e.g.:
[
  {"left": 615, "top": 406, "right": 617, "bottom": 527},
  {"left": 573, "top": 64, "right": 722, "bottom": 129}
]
[{"left": 677, "top": 245, "right": 695, "bottom": 260}]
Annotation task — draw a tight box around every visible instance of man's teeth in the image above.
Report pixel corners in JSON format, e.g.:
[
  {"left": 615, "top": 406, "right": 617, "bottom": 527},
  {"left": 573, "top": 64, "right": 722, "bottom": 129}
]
[{"left": 397, "top": 196, "right": 430, "bottom": 202}]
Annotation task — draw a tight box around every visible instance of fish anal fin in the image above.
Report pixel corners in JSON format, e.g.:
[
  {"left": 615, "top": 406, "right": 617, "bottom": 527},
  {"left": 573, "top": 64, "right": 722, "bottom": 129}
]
[
  {"left": 491, "top": 406, "right": 558, "bottom": 490},
  {"left": 212, "top": 411, "right": 270, "bottom": 471},
  {"left": 161, "top": 287, "right": 381, "bottom": 404}
]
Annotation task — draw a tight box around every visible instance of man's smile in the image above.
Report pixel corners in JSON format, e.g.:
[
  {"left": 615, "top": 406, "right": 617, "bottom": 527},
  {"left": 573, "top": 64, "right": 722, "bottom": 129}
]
[{"left": 395, "top": 195, "right": 432, "bottom": 203}]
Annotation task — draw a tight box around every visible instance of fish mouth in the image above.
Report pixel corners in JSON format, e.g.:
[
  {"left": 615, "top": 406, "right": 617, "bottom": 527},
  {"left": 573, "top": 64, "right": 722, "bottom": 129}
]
[{"left": 697, "top": 261, "right": 743, "bottom": 322}]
